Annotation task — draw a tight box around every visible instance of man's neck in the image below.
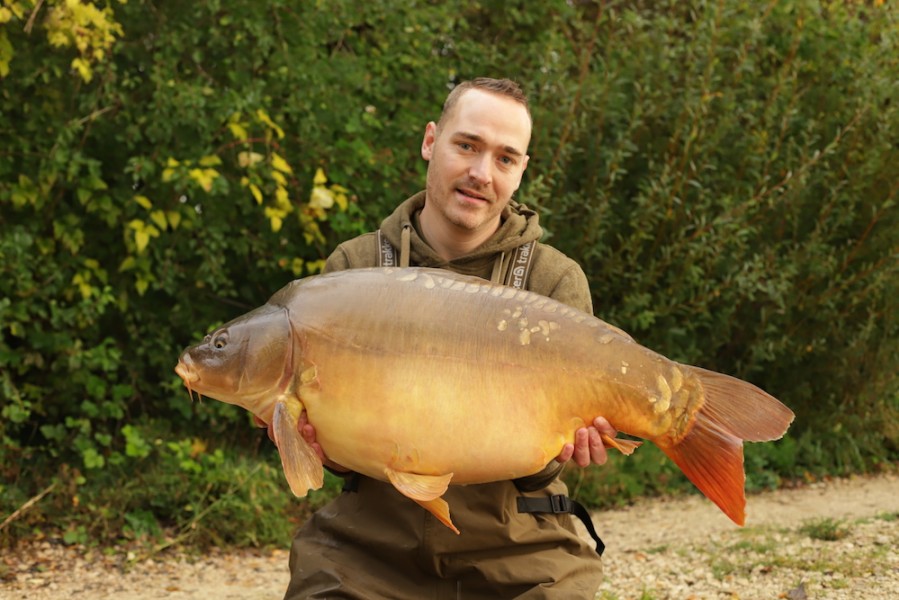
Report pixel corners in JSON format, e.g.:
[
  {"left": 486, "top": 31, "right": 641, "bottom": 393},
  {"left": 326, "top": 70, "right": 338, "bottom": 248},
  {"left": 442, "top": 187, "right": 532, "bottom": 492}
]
[{"left": 418, "top": 205, "right": 500, "bottom": 261}]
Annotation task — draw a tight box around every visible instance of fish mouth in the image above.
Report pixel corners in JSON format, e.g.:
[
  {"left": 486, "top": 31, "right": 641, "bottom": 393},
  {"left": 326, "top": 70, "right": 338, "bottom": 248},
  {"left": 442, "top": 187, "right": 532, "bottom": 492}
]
[
  {"left": 174, "top": 360, "right": 198, "bottom": 383},
  {"left": 175, "top": 359, "right": 201, "bottom": 401}
]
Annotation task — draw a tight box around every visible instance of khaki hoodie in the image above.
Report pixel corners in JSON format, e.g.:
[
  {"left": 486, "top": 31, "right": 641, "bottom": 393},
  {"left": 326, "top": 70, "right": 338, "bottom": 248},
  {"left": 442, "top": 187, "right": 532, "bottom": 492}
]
[{"left": 326, "top": 191, "right": 593, "bottom": 315}]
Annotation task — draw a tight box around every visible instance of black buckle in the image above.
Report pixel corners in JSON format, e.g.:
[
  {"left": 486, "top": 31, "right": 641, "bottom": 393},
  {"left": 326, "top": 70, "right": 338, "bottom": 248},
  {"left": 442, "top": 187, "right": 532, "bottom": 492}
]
[
  {"left": 516, "top": 494, "right": 605, "bottom": 556},
  {"left": 550, "top": 494, "right": 572, "bottom": 513}
]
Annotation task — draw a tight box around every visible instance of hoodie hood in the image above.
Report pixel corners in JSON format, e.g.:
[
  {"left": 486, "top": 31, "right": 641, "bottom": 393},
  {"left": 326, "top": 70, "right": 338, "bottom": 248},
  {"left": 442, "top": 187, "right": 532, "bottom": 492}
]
[{"left": 378, "top": 191, "right": 543, "bottom": 280}]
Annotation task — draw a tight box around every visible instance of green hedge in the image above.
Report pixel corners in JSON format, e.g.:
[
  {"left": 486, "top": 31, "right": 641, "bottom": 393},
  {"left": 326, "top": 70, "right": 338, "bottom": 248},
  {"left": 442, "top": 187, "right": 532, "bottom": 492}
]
[{"left": 1, "top": 0, "right": 896, "bottom": 548}]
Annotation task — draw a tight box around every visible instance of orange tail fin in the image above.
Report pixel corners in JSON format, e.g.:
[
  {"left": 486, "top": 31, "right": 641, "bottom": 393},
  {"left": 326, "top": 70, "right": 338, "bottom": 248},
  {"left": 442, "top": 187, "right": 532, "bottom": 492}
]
[{"left": 658, "top": 367, "right": 795, "bottom": 526}]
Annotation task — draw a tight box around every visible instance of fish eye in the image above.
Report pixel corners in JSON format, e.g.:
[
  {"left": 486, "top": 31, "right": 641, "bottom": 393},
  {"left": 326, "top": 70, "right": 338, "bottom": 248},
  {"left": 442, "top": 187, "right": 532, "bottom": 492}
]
[{"left": 213, "top": 332, "right": 229, "bottom": 349}]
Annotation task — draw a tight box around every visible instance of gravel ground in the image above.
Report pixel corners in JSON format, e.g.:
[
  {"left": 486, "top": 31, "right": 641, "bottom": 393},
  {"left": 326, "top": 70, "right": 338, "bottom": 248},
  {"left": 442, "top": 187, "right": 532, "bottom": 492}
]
[{"left": 2, "top": 471, "right": 897, "bottom": 599}]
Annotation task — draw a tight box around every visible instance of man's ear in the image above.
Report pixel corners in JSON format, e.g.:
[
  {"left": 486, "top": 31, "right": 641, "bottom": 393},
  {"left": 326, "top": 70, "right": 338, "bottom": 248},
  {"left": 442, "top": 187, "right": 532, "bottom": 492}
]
[
  {"left": 421, "top": 121, "right": 438, "bottom": 161},
  {"left": 512, "top": 154, "right": 530, "bottom": 193}
]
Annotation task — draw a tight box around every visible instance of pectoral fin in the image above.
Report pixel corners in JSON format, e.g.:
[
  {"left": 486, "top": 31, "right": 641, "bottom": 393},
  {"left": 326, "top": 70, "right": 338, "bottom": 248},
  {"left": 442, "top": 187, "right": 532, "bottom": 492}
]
[
  {"left": 601, "top": 434, "right": 643, "bottom": 456},
  {"left": 384, "top": 467, "right": 460, "bottom": 534},
  {"left": 273, "top": 401, "right": 323, "bottom": 497}
]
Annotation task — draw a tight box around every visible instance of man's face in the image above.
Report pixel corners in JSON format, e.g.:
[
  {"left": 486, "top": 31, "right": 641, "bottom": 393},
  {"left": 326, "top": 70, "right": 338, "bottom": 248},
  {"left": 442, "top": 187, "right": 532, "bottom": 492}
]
[{"left": 421, "top": 89, "right": 531, "bottom": 236}]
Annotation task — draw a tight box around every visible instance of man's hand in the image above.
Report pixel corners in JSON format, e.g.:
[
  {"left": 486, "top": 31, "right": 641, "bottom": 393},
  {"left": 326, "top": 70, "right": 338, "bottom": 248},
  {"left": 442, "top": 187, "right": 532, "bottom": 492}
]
[
  {"left": 555, "top": 416, "right": 617, "bottom": 467},
  {"left": 253, "top": 410, "right": 350, "bottom": 473}
]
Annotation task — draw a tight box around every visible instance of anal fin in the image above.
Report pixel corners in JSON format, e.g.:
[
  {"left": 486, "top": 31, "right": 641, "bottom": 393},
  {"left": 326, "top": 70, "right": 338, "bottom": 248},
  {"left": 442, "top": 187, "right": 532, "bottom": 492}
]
[{"left": 273, "top": 401, "right": 323, "bottom": 497}]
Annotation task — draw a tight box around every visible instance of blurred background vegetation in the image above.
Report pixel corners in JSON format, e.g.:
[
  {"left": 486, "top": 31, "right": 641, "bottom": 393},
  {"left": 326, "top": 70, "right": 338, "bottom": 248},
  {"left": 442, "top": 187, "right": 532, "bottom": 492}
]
[{"left": 1, "top": 0, "right": 896, "bottom": 551}]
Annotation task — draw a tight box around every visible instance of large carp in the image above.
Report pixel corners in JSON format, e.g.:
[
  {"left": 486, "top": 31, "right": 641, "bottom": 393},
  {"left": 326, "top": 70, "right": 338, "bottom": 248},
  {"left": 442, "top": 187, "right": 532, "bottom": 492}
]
[{"left": 175, "top": 267, "right": 794, "bottom": 533}]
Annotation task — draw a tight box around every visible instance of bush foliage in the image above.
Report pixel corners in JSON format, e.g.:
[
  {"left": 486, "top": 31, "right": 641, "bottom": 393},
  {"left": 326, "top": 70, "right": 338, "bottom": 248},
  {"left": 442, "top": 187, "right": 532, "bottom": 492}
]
[{"left": 1, "top": 0, "right": 896, "bottom": 548}]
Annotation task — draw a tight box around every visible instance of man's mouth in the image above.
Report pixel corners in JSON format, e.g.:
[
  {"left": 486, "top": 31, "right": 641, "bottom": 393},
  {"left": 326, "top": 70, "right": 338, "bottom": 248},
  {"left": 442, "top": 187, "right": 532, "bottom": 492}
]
[{"left": 457, "top": 187, "right": 491, "bottom": 203}]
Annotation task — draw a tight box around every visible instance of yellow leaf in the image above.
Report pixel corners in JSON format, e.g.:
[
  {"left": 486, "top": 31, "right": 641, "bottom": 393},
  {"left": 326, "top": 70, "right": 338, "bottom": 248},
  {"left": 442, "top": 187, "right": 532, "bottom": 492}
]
[
  {"left": 264, "top": 206, "right": 285, "bottom": 232},
  {"left": 0, "top": 30, "right": 12, "bottom": 78},
  {"left": 313, "top": 168, "right": 327, "bottom": 185},
  {"left": 271, "top": 170, "right": 287, "bottom": 186},
  {"left": 135, "top": 230, "right": 150, "bottom": 253},
  {"left": 249, "top": 183, "right": 263, "bottom": 205},
  {"left": 71, "top": 57, "right": 93, "bottom": 83},
  {"left": 189, "top": 168, "right": 218, "bottom": 192},
  {"left": 199, "top": 155, "right": 222, "bottom": 167},
  {"left": 166, "top": 157, "right": 180, "bottom": 168},
  {"left": 166, "top": 210, "right": 182, "bottom": 229},
  {"left": 238, "top": 151, "right": 264, "bottom": 168},
  {"left": 256, "top": 109, "right": 285, "bottom": 139},
  {"left": 72, "top": 273, "right": 93, "bottom": 300},
  {"left": 128, "top": 219, "right": 146, "bottom": 231},
  {"left": 305, "top": 259, "right": 326, "bottom": 275},
  {"left": 310, "top": 187, "right": 334, "bottom": 209},
  {"left": 271, "top": 152, "right": 293, "bottom": 175},
  {"left": 134, "top": 194, "right": 152, "bottom": 210},
  {"left": 119, "top": 256, "right": 136, "bottom": 272},
  {"left": 161, "top": 168, "right": 176, "bottom": 182},
  {"left": 228, "top": 123, "right": 248, "bottom": 141},
  {"left": 136, "top": 277, "right": 149, "bottom": 296},
  {"left": 275, "top": 186, "right": 290, "bottom": 208},
  {"left": 335, "top": 192, "right": 348, "bottom": 211},
  {"left": 150, "top": 210, "right": 167, "bottom": 231},
  {"left": 290, "top": 257, "right": 304, "bottom": 276}
]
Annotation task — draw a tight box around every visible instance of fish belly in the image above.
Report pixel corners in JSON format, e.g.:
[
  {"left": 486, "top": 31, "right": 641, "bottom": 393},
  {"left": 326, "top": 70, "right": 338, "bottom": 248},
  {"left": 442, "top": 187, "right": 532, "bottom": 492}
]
[{"left": 281, "top": 268, "right": 679, "bottom": 484}]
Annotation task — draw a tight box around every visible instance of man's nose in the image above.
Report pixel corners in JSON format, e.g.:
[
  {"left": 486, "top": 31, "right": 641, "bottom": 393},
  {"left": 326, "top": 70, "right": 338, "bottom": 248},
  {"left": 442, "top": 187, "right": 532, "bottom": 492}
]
[{"left": 468, "top": 154, "right": 492, "bottom": 185}]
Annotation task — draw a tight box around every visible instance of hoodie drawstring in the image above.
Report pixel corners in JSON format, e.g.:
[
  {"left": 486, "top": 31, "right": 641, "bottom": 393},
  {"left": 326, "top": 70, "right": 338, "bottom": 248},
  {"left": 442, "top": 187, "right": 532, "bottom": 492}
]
[
  {"left": 490, "top": 252, "right": 505, "bottom": 284},
  {"left": 399, "top": 224, "right": 411, "bottom": 268}
]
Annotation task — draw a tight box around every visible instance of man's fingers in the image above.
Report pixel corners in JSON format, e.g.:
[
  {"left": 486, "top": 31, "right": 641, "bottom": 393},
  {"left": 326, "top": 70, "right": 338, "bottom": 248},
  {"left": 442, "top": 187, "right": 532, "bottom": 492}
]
[
  {"left": 298, "top": 410, "right": 316, "bottom": 443},
  {"left": 557, "top": 420, "right": 613, "bottom": 466},
  {"left": 556, "top": 442, "right": 575, "bottom": 464},
  {"left": 588, "top": 426, "right": 608, "bottom": 465},
  {"left": 573, "top": 427, "right": 590, "bottom": 467},
  {"left": 593, "top": 416, "right": 616, "bottom": 437}
]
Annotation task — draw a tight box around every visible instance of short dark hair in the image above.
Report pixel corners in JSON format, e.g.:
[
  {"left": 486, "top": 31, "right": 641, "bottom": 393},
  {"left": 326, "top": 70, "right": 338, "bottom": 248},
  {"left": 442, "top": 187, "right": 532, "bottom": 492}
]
[{"left": 437, "top": 78, "right": 531, "bottom": 129}]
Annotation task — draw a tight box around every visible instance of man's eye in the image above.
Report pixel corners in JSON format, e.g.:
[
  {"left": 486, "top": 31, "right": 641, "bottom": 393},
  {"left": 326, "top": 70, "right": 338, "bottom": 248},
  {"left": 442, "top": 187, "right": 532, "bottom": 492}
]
[
  {"left": 499, "top": 156, "right": 513, "bottom": 165},
  {"left": 458, "top": 143, "right": 472, "bottom": 151}
]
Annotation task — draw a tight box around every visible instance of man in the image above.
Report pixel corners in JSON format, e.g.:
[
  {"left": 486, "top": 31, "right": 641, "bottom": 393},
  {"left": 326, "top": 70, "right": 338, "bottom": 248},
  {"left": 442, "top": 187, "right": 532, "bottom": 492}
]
[{"left": 281, "top": 78, "right": 615, "bottom": 599}]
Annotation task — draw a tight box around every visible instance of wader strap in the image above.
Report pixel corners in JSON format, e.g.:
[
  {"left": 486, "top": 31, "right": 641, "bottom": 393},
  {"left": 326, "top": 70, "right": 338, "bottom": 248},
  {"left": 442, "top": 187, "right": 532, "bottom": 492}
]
[
  {"left": 516, "top": 495, "right": 605, "bottom": 556},
  {"left": 377, "top": 230, "right": 397, "bottom": 267},
  {"left": 503, "top": 240, "right": 537, "bottom": 290}
]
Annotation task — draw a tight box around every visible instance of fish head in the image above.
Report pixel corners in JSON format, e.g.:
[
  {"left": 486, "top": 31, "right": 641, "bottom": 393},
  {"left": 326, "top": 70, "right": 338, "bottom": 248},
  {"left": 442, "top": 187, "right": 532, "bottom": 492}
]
[{"left": 175, "top": 303, "right": 293, "bottom": 412}]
